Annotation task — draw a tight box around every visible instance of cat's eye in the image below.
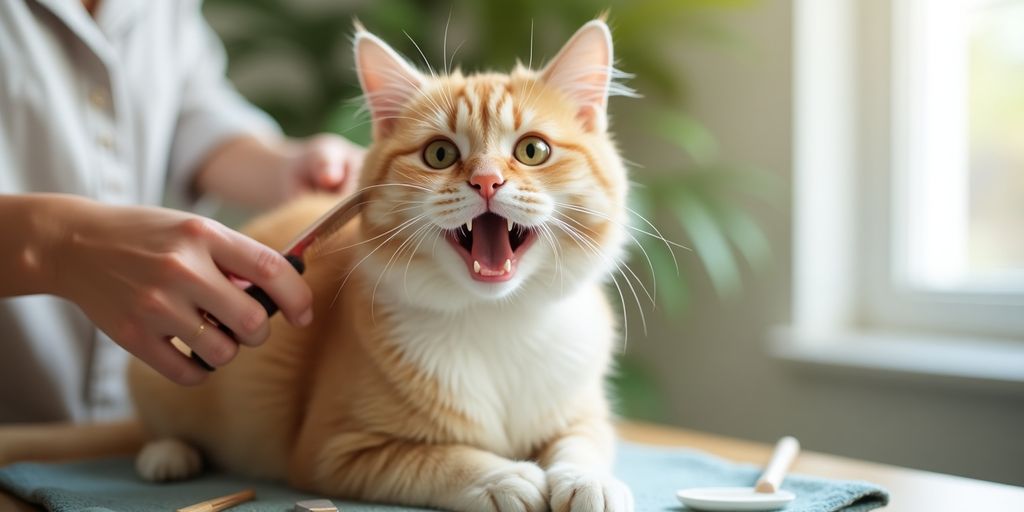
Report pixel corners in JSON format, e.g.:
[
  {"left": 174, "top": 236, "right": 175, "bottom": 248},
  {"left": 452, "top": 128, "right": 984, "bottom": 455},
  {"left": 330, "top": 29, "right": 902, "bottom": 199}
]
[
  {"left": 513, "top": 136, "right": 551, "bottom": 166},
  {"left": 423, "top": 139, "right": 459, "bottom": 169}
]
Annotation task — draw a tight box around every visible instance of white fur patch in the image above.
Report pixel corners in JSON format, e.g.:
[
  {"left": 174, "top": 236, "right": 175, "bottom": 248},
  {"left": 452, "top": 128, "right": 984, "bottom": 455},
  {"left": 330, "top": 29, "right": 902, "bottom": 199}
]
[
  {"left": 547, "top": 462, "right": 635, "bottom": 512},
  {"left": 452, "top": 461, "right": 548, "bottom": 512},
  {"left": 135, "top": 438, "right": 203, "bottom": 482},
  {"left": 383, "top": 287, "right": 613, "bottom": 458}
]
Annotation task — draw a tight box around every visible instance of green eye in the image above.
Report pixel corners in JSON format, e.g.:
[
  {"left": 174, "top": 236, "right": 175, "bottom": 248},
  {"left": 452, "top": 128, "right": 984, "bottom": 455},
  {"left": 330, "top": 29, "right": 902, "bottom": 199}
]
[
  {"left": 423, "top": 139, "right": 459, "bottom": 169},
  {"left": 514, "top": 136, "right": 551, "bottom": 166}
]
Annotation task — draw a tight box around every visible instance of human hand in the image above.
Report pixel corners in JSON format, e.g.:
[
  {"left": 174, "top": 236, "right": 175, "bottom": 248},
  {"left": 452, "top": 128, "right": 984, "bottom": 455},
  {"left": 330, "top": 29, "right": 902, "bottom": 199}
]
[
  {"left": 51, "top": 198, "right": 313, "bottom": 385},
  {"left": 284, "top": 133, "right": 366, "bottom": 196}
]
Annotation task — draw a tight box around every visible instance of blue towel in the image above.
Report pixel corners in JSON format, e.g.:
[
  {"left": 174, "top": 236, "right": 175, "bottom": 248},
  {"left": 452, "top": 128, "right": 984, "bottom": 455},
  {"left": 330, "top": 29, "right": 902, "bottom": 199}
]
[{"left": 0, "top": 442, "right": 888, "bottom": 511}]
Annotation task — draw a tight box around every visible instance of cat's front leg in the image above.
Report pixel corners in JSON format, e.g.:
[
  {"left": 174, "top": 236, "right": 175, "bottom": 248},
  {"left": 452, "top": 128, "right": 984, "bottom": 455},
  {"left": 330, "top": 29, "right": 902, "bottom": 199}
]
[
  {"left": 538, "top": 419, "right": 634, "bottom": 512},
  {"left": 293, "top": 432, "right": 549, "bottom": 512}
]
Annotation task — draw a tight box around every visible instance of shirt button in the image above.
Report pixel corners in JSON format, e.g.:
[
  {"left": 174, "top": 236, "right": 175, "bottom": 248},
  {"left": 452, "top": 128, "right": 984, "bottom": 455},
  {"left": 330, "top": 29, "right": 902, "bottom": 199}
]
[
  {"left": 97, "top": 134, "right": 115, "bottom": 150},
  {"left": 89, "top": 89, "right": 108, "bottom": 109}
]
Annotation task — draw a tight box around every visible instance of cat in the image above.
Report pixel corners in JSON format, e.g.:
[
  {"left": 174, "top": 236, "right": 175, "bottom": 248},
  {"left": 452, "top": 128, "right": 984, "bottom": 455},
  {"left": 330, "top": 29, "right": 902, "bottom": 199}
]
[{"left": 128, "top": 18, "right": 635, "bottom": 512}]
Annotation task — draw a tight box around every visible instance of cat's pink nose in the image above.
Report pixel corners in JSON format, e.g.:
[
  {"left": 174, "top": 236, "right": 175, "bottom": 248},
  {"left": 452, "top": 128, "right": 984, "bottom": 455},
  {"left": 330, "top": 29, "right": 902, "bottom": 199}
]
[{"left": 469, "top": 173, "right": 505, "bottom": 199}]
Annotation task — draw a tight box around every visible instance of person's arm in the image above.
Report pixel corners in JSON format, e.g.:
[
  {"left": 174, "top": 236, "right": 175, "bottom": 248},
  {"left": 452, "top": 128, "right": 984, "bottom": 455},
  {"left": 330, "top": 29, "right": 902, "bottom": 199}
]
[
  {"left": 167, "top": 3, "right": 364, "bottom": 211},
  {"left": 0, "top": 195, "right": 66, "bottom": 297},
  {"left": 194, "top": 133, "right": 365, "bottom": 209},
  {"left": 0, "top": 193, "right": 313, "bottom": 385}
]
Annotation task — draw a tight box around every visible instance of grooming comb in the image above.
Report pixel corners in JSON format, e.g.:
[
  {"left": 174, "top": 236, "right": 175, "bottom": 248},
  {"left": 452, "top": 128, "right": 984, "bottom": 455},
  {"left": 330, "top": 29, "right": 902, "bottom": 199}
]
[{"left": 182, "top": 191, "right": 367, "bottom": 370}]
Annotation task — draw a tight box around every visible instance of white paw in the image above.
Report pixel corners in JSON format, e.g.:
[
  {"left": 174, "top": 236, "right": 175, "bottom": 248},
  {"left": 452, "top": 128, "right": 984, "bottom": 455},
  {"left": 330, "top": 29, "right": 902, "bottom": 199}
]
[
  {"left": 547, "top": 463, "right": 633, "bottom": 512},
  {"left": 454, "top": 461, "right": 549, "bottom": 512},
  {"left": 135, "top": 438, "right": 203, "bottom": 482}
]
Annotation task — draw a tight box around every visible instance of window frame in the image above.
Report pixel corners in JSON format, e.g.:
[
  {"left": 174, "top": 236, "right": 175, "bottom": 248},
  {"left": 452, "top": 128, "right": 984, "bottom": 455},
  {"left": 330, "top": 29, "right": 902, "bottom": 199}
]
[
  {"left": 863, "top": 0, "right": 1024, "bottom": 339},
  {"left": 792, "top": 0, "right": 1024, "bottom": 343}
]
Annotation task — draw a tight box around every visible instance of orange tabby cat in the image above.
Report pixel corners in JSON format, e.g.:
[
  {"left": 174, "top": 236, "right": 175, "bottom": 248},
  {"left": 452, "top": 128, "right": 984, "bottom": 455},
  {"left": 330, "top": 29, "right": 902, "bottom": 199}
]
[{"left": 129, "top": 18, "right": 635, "bottom": 512}]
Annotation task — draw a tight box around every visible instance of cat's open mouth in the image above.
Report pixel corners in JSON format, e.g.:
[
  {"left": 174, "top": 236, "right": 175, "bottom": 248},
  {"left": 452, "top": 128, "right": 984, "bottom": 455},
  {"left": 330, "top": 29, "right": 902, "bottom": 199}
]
[{"left": 445, "top": 212, "right": 537, "bottom": 282}]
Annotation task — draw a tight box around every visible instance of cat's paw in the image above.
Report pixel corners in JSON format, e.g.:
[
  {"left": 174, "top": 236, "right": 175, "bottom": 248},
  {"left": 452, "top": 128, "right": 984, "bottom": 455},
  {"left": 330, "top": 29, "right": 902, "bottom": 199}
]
[
  {"left": 135, "top": 438, "right": 203, "bottom": 482},
  {"left": 453, "top": 461, "right": 549, "bottom": 512},
  {"left": 547, "top": 463, "right": 634, "bottom": 512}
]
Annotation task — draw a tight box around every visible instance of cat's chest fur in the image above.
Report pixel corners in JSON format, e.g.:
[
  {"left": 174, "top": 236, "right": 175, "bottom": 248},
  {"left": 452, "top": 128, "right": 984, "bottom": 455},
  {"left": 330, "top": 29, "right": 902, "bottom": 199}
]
[{"left": 382, "top": 286, "right": 614, "bottom": 458}]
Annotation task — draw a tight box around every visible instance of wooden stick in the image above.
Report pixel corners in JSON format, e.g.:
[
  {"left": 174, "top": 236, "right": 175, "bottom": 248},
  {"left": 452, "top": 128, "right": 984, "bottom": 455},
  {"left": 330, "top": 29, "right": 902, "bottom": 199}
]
[
  {"left": 177, "top": 489, "right": 255, "bottom": 512},
  {"left": 755, "top": 436, "right": 800, "bottom": 493}
]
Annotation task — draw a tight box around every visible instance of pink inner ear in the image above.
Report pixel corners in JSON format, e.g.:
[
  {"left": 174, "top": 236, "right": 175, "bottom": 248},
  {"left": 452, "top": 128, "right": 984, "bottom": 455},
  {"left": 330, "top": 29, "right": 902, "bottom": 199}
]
[
  {"left": 576, "top": 104, "right": 602, "bottom": 133},
  {"left": 355, "top": 33, "right": 424, "bottom": 139},
  {"left": 541, "top": 22, "right": 613, "bottom": 131}
]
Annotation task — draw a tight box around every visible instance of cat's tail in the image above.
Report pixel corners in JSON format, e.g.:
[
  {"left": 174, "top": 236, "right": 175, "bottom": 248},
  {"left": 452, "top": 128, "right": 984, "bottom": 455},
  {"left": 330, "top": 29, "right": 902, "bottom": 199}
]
[{"left": 0, "top": 419, "right": 145, "bottom": 467}]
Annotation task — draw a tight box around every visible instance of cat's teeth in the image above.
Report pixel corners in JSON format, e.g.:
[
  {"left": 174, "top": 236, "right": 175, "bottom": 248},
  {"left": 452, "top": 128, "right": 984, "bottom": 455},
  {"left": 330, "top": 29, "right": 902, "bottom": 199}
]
[
  {"left": 507, "top": 218, "right": 514, "bottom": 232},
  {"left": 473, "top": 260, "right": 481, "bottom": 273},
  {"left": 466, "top": 221, "right": 472, "bottom": 232},
  {"left": 504, "top": 259, "right": 512, "bottom": 272}
]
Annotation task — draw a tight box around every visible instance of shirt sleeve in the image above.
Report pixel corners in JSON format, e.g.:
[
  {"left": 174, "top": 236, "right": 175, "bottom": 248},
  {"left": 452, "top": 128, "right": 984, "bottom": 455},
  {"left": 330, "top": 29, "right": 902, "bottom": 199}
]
[{"left": 166, "top": 1, "right": 282, "bottom": 209}]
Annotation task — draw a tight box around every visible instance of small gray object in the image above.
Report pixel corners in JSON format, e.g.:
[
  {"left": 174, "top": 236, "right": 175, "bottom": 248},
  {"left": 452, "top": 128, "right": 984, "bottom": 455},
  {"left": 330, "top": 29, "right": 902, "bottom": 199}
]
[{"left": 293, "top": 499, "right": 338, "bottom": 512}]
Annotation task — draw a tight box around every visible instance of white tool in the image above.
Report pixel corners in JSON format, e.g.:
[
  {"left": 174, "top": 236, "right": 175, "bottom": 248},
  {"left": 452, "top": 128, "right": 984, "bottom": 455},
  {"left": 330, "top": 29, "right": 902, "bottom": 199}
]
[{"left": 677, "top": 436, "right": 800, "bottom": 511}]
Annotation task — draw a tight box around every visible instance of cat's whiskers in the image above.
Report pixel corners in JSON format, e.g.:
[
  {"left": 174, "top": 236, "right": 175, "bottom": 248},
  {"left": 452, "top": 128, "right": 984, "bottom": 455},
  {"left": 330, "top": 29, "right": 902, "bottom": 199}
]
[
  {"left": 377, "top": 68, "right": 450, "bottom": 124},
  {"left": 545, "top": 64, "right": 639, "bottom": 99},
  {"left": 620, "top": 203, "right": 685, "bottom": 271},
  {"left": 555, "top": 201, "right": 684, "bottom": 306},
  {"left": 370, "top": 219, "right": 433, "bottom": 321},
  {"left": 427, "top": 197, "right": 480, "bottom": 228},
  {"left": 392, "top": 168, "right": 437, "bottom": 188},
  {"left": 364, "top": 88, "right": 440, "bottom": 128},
  {"left": 317, "top": 206, "right": 426, "bottom": 256},
  {"left": 385, "top": 203, "right": 428, "bottom": 216},
  {"left": 555, "top": 207, "right": 659, "bottom": 301},
  {"left": 553, "top": 211, "right": 655, "bottom": 308},
  {"left": 551, "top": 214, "right": 653, "bottom": 319},
  {"left": 337, "top": 100, "right": 436, "bottom": 133},
  {"left": 442, "top": 6, "right": 453, "bottom": 75},
  {"left": 536, "top": 223, "right": 567, "bottom": 296},
  {"left": 550, "top": 219, "right": 636, "bottom": 348},
  {"left": 448, "top": 39, "right": 466, "bottom": 73},
  {"left": 552, "top": 216, "right": 648, "bottom": 347},
  {"left": 554, "top": 201, "right": 687, "bottom": 272},
  {"left": 528, "top": 19, "right": 535, "bottom": 70},
  {"left": 359, "top": 78, "right": 442, "bottom": 129},
  {"left": 329, "top": 213, "right": 430, "bottom": 309},
  {"left": 352, "top": 182, "right": 434, "bottom": 194},
  {"left": 402, "top": 224, "right": 441, "bottom": 298},
  {"left": 404, "top": 31, "right": 437, "bottom": 78}
]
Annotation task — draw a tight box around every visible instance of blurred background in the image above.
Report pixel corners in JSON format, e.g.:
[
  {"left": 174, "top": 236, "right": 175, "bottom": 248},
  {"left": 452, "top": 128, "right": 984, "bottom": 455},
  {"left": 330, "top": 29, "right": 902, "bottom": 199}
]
[{"left": 202, "top": 0, "right": 1024, "bottom": 487}]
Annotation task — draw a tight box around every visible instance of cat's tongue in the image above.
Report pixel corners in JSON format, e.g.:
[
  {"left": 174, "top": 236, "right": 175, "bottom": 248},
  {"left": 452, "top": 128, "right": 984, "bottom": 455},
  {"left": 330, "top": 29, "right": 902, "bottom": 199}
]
[{"left": 472, "top": 213, "right": 513, "bottom": 273}]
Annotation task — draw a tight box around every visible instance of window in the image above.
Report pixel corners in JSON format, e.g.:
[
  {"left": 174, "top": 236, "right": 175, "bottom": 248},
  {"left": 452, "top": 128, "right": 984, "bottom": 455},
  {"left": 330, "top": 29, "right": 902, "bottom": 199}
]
[
  {"left": 894, "top": 0, "right": 1024, "bottom": 293},
  {"left": 790, "top": 0, "right": 1024, "bottom": 349},
  {"left": 868, "top": 0, "right": 1024, "bottom": 339}
]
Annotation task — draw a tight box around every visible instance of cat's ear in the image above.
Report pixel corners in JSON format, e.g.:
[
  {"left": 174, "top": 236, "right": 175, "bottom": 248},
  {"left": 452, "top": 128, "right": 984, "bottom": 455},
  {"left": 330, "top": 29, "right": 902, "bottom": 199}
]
[
  {"left": 353, "top": 21, "right": 425, "bottom": 139},
  {"left": 541, "top": 20, "right": 614, "bottom": 133}
]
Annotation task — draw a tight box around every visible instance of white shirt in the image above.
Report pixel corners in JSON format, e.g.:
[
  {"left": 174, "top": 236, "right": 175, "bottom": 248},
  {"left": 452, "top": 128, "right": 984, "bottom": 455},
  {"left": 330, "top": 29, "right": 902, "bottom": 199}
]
[{"left": 0, "top": 0, "right": 278, "bottom": 422}]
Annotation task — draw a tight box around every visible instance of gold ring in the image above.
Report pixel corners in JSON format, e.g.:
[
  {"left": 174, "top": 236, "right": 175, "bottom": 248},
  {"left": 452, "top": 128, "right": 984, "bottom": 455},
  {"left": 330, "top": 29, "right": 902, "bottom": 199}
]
[{"left": 192, "top": 321, "right": 208, "bottom": 339}]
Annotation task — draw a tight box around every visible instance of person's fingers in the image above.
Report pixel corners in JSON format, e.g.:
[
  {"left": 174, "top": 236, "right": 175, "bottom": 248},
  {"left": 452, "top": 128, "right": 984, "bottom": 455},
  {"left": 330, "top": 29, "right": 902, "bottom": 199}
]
[
  {"left": 206, "top": 228, "right": 313, "bottom": 328},
  {"left": 189, "top": 268, "right": 272, "bottom": 347},
  {"left": 176, "top": 312, "right": 240, "bottom": 367},
  {"left": 143, "top": 294, "right": 242, "bottom": 367},
  {"left": 125, "top": 332, "right": 209, "bottom": 386}
]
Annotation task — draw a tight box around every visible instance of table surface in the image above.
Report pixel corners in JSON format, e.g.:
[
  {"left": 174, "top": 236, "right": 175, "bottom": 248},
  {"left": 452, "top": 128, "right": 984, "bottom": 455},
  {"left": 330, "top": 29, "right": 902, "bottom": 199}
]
[{"left": 2, "top": 421, "right": 1023, "bottom": 511}]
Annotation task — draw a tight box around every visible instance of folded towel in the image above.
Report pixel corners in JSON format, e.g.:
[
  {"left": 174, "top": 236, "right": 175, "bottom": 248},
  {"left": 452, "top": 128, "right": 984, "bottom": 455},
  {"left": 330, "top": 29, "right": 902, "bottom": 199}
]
[{"left": 0, "top": 441, "right": 888, "bottom": 512}]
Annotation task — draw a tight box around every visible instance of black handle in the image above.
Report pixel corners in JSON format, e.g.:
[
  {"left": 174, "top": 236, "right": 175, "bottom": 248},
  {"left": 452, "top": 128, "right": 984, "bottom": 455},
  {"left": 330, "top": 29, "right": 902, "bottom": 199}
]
[{"left": 191, "top": 254, "right": 306, "bottom": 371}]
